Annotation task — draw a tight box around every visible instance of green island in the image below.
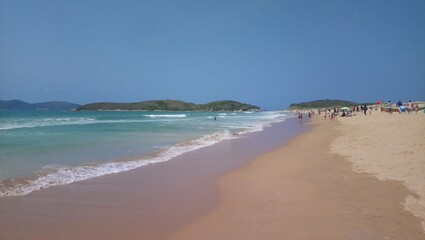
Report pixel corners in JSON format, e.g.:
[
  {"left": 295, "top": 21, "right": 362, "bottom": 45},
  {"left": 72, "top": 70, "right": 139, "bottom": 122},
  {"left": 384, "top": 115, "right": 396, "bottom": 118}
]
[
  {"left": 289, "top": 99, "right": 369, "bottom": 110},
  {"left": 77, "top": 100, "right": 261, "bottom": 112}
]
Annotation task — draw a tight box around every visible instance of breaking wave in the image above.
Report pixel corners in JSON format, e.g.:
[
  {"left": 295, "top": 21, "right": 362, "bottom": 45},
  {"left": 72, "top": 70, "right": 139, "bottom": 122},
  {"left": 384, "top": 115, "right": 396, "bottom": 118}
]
[
  {"left": 0, "top": 111, "right": 290, "bottom": 197},
  {"left": 0, "top": 129, "right": 238, "bottom": 197},
  {"left": 143, "top": 114, "right": 188, "bottom": 118}
]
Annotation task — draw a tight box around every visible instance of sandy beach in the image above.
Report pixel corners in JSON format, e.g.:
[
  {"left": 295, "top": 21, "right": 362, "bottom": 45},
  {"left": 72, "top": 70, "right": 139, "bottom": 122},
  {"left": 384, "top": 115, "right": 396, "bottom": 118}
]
[
  {"left": 2, "top": 0, "right": 424, "bottom": 239},
  {"left": 1, "top": 111, "right": 424, "bottom": 239},
  {"left": 167, "top": 111, "right": 425, "bottom": 239},
  {"left": 331, "top": 110, "right": 425, "bottom": 231}
]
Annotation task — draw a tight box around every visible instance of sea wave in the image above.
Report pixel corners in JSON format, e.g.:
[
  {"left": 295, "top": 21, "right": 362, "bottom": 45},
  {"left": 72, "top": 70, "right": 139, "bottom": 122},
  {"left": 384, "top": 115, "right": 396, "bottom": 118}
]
[
  {"left": 0, "top": 128, "right": 238, "bottom": 197},
  {"left": 0, "top": 117, "right": 97, "bottom": 130},
  {"left": 143, "top": 114, "right": 188, "bottom": 118},
  {"left": 0, "top": 118, "right": 155, "bottom": 130},
  {"left": 0, "top": 111, "right": 291, "bottom": 197}
]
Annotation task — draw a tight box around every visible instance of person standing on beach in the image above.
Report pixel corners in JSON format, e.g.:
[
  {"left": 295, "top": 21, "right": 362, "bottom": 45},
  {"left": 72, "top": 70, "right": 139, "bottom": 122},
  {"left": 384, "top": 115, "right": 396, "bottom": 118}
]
[
  {"left": 387, "top": 100, "right": 392, "bottom": 114},
  {"left": 396, "top": 100, "right": 403, "bottom": 114},
  {"left": 363, "top": 105, "right": 367, "bottom": 116},
  {"left": 408, "top": 100, "right": 413, "bottom": 114}
]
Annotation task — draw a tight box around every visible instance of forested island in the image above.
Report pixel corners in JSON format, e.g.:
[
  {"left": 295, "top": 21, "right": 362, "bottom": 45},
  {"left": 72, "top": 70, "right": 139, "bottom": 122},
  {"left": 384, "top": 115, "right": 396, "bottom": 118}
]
[
  {"left": 289, "top": 99, "right": 368, "bottom": 110},
  {"left": 77, "top": 100, "right": 261, "bottom": 112}
]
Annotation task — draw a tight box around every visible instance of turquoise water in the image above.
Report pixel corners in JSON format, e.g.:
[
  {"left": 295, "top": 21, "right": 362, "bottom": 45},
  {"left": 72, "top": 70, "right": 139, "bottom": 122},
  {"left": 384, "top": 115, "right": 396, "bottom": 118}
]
[{"left": 0, "top": 110, "right": 290, "bottom": 196}]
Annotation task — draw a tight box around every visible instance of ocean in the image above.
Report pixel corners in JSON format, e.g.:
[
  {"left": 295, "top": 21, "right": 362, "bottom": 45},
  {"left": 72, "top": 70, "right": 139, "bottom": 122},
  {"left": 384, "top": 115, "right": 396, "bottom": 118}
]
[{"left": 0, "top": 110, "right": 291, "bottom": 197}]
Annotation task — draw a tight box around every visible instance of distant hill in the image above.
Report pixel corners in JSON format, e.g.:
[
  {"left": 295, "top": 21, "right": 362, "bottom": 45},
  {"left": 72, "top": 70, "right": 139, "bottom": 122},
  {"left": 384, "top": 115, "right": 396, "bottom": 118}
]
[
  {"left": 0, "top": 99, "right": 260, "bottom": 111},
  {"left": 78, "top": 100, "right": 261, "bottom": 112},
  {"left": 0, "top": 100, "right": 35, "bottom": 110},
  {"left": 289, "top": 99, "right": 358, "bottom": 109},
  {"left": 34, "top": 101, "right": 81, "bottom": 111},
  {"left": 199, "top": 100, "right": 259, "bottom": 111},
  {"left": 79, "top": 100, "right": 197, "bottom": 111},
  {"left": 0, "top": 100, "right": 80, "bottom": 111}
]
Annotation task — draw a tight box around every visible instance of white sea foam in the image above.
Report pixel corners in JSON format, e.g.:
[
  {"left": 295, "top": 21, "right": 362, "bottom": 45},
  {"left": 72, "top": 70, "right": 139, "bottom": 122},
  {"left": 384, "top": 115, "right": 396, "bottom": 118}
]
[
  {"left": 0, "top": 118, "right": 155, "bottom": 130},
  {"left": 0, "top": 117, "right": 97, "bottom": 130},
  {"left": 143, "top": 114, "right": 187, "bottom": 118},
  {"left": 0, "top": 111, "right": 291, "bottom": 197},
  {"left": 0, "top": 128, "right": 239, "bottom": 197}
]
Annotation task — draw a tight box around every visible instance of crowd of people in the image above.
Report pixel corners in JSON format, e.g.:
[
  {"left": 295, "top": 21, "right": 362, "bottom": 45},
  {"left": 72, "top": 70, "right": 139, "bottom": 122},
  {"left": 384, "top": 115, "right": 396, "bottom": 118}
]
[
  {"left": 294, "top": 100, "right": 422, "bottom": 122},
  {"left": 318, "top": 105, "right": 371, "bottom": 120}
]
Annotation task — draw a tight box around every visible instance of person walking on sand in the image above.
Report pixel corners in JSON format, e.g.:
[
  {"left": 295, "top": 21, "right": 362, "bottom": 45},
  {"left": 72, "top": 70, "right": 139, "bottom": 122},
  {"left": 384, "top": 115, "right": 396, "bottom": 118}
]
[
  {"left": 297, "top": 111, "right": 303, "bottom": 123},
  {"left": 387, "top": 100, "right": 392, "bottom": 114},
  {"left": 363, "top": 105, "right": 367, "bottom": 116}
]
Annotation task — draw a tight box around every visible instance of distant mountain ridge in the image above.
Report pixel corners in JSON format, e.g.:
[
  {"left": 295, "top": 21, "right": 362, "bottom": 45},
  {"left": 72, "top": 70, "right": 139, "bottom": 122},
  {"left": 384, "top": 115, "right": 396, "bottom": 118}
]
[
  {"left": 0, "top": 100, "right": 80, "bottom": 111},
  {"left": 1, "top": 99, "right": 260, "bottom": 112},
  {"left": 78, "top": 100, "right": 261, "bottom": 112}
]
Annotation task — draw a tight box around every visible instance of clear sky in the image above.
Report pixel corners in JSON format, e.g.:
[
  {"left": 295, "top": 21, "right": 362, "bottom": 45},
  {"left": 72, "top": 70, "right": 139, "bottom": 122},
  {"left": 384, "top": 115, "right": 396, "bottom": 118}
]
[{"left": 1, "top": 0, "right": 424, "bottom": 110}]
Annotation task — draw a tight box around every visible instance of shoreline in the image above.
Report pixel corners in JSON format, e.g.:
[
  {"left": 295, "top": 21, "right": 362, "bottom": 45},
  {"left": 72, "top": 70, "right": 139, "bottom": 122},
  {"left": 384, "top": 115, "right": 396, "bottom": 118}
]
[
  {"left": 1, "top": 111, "right": 423, "bottom": 239},
  {"left": 0, "top": 111, "right": 287, "bottom": 197},
  {"left": 167, "top": 114, "right": 424, "bottom": 239},
  {"left": 0, "top": 118, "right": 307, "bottom": 240}
]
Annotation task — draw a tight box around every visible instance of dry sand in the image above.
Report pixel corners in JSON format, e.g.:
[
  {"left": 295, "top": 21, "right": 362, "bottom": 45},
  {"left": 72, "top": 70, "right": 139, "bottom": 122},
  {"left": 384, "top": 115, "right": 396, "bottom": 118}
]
[
  {"left": 167, "top": 114, "right": 425, "bottom": 240},
  {"left": 331, "top": 110, "right": 425, "bottom": 231}
]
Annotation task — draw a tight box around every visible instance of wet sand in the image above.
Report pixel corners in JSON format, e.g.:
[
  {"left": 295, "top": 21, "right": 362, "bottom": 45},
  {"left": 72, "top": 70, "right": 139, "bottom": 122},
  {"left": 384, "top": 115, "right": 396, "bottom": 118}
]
[
  {"left": 167, "top": 115, "right": 424, "bottom": 240},
  {"left": 0, "top": 118, "right": 307, "bottom": 240}
]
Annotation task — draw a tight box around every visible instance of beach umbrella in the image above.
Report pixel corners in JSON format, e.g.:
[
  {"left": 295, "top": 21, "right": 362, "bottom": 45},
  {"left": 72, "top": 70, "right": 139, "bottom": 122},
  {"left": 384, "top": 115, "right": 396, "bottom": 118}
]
[
  {"left": 375, "top": 100, "right": 383, "bottom": 104},
  {"left": 340, "top": 107, "right": 350, "bottom": 111}
]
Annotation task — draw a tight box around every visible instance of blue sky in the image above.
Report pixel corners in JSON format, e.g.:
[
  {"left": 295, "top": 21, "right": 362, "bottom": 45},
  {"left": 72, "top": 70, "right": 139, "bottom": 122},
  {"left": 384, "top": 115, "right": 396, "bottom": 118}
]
[{"left": 1, "top": 0, "right": 424, "bottom": 110}]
